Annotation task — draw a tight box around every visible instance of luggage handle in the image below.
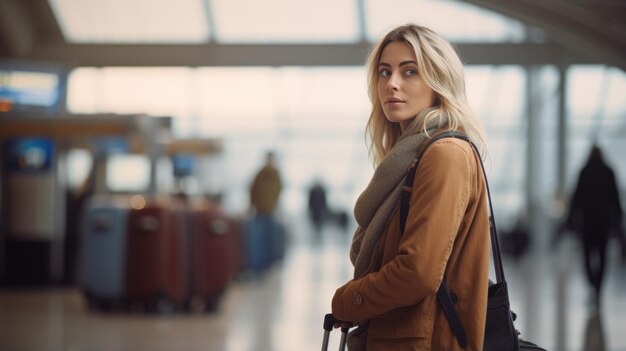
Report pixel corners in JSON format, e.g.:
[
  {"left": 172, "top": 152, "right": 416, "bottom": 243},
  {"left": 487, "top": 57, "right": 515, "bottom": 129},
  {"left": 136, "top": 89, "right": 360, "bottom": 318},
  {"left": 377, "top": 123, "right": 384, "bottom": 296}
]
[
  {"left": 92, "top": 214, "right": 112, "bottom": 233},
  {"left": 137, "top": 216, "right": 160, "bottom": 232},
  {"left": 322, "top": 314, "right": 354, "bottom": 351},
  {"left": 208, "top": 219, "right": 229, "bottom": 235}
]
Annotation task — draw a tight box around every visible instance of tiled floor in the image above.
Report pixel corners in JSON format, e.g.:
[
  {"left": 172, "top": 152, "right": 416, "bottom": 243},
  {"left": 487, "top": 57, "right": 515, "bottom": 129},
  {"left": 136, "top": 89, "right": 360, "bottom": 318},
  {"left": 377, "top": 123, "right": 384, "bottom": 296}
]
[{"left": 1, "top": 217, "right": 625, "bottom": 351}]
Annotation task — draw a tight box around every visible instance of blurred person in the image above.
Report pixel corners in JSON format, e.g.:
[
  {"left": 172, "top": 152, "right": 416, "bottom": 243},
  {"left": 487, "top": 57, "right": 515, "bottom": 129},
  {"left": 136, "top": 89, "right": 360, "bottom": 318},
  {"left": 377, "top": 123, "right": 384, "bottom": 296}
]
[
  {"left": 246, "top": 151, "right": 284, "bottom": 272},
  {"left": 500, "top": 212, "right": 530, "bottom": 260},
  {"left": 308, "top": 179, "right": 328, "bottom": 232},
  {"left": 331, "top": 24, "right": 490, "bottom": 350},
  {"left": 565, "top": 145, "right": 623, "bottom": 306},
  {"left": 249, "top": 151, "right": 282, "bottom": 216}
]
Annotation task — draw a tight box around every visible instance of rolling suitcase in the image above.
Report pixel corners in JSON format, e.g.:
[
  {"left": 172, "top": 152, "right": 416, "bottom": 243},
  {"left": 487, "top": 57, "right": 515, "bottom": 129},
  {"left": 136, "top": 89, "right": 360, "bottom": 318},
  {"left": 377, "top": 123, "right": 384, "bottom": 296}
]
[
  {"left": 81, "top": 195, "right": 131, "bottom": 310},
  {"left": 322, "top": 314, "right": 353, "bottom": 351},
  {"left": 268, "top": 218, "right": 286, "bottom": 263},
  {"left": 243, "top": 214, "right": 272, "bottom": 275},
  {"left": 190, "top": 200, "right": 241, "bottom": 311},
  {"left": 125, "top": 198, "right": 190, "bottom": 312}
]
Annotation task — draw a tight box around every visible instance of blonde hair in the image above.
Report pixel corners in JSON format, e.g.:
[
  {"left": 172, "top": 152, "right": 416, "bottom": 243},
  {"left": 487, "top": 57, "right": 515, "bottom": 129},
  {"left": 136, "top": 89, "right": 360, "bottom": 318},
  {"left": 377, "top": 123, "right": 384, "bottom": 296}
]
[{"left": 365, "top": 24, "right": 487, "bottom": 166}]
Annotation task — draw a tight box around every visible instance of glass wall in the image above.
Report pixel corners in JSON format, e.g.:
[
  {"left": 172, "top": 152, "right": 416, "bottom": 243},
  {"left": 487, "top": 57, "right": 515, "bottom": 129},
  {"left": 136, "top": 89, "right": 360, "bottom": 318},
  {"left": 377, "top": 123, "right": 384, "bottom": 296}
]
[{"left": 66, "top": 65, "right": 626, "bottom": 227}]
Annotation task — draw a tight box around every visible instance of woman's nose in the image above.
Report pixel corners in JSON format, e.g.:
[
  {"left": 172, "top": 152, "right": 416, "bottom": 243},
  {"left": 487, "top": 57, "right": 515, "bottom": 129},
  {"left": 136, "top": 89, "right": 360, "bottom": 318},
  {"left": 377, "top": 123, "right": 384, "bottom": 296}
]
[{"left": 386, "top": 72, "right": 400, "bottom": 91}]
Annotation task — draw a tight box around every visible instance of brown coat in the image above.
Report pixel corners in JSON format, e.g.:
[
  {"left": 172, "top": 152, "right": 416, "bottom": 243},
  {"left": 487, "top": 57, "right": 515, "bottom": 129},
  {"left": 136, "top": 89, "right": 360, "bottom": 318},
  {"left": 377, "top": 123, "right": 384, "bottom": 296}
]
[
  {"left": 250, "top": 164, "right": 282, "bottom": 215},
  {"left": 332, "top": 136, "right": 490, "bottom": 351}
]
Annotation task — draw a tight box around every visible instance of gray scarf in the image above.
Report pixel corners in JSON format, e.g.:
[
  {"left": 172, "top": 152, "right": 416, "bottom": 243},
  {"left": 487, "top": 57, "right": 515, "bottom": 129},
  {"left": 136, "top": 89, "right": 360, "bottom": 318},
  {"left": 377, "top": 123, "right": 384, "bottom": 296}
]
[{"left": 347, "top": 118, "right": 440, "bottom": 350}]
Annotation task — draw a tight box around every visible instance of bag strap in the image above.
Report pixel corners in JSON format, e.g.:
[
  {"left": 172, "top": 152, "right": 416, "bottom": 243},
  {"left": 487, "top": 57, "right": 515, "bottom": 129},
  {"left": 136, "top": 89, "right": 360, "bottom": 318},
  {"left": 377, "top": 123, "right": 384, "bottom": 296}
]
[{"left": 399, "top": 130, "right": 507, "bottom": 348}]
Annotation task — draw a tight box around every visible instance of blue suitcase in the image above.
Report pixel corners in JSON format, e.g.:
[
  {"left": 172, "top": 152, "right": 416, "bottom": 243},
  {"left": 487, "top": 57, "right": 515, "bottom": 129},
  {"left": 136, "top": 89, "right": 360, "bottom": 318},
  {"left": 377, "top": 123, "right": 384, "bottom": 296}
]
[
  {"left": 269, "top": 219, "right": 286, "bottom": 263},
  {"left": 81, "top": 195, "right": 130, "bottom": 309},
  {"left": 243, "top": 215, "right": 272, "bottom": 275}
]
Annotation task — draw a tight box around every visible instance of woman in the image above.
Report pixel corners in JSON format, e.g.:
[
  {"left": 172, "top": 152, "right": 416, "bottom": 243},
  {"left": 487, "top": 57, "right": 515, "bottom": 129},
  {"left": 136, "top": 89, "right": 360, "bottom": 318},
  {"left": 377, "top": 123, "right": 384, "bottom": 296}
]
[{"left": 331, "top": 24, "right": 490, "bottom": 350}]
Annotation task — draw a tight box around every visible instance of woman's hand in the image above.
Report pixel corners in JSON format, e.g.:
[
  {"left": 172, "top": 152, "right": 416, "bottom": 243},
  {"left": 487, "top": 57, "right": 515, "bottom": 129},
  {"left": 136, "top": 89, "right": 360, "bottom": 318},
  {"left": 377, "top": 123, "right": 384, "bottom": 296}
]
[{"left": 333, "top": 321, "right": 356, "bottom": 329}]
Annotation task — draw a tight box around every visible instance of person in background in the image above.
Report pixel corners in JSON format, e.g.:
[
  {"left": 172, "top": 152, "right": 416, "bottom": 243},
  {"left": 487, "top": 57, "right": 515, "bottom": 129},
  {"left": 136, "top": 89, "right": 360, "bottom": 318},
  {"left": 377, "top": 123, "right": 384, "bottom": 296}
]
[
  {"left": 565, "top": 145, "right": 623, "bottom": 306},
  {"left": 331, "top": 24, "right": 490, "bottom": 350},
  {"left": 247, "top": 151, "right": 284, "bottom": 270},
  {"left": 308, "top": 179, "right": 328, "bottom": 233},
  {"left": 250, "top": 151, "right": 282, "bottom": 216}
]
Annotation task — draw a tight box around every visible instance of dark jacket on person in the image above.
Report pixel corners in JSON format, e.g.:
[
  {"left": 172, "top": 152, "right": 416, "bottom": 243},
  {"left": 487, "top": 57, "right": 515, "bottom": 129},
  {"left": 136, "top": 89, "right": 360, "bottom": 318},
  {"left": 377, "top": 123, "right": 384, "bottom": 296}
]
[{"left": 567, "top": 148, "right": 623, "bottom": 238}]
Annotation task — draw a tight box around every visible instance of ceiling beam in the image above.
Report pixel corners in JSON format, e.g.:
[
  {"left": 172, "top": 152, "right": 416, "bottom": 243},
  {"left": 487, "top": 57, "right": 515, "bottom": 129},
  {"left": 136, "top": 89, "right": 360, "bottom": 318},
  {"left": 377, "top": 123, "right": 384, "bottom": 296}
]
[
  {"left": 0, "top": 0, "right": 36, "bottom": 56},
  {"left": 25, "top": 0, "right": 65, "bottom": 44},
  {"left": 461, "top": 0, "right": 626, "bottom": 70},
  {"left": 14, "top": 42, "right": 597, "bottom": 67}
]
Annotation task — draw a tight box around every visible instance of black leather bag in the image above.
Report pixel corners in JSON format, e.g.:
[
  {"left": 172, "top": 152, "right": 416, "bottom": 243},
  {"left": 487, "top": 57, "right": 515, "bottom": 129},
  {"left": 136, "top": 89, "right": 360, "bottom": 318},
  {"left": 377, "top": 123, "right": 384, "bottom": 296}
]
[
  {"left": 400, "top": 131, "right": 546, "bottom": 351},
  {"left": 484, "top": 280, "right": 519, "bottom": 350}
]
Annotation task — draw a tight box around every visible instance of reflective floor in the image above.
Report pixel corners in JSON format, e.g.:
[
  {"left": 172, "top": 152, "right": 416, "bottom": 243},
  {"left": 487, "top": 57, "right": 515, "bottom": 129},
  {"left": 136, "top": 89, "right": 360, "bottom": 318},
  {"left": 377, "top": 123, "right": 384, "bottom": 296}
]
[{"left": 1, "top": 217, "right": 625, "bottom": 351}]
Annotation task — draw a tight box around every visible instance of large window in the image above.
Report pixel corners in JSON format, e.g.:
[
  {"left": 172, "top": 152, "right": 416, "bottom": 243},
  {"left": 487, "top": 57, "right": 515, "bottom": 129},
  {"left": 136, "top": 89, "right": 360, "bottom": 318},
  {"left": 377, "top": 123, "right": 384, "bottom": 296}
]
[
  {"left": 67, "top": 66, "right": 370, "bottom": 213},
  {"left": 48, "top": 0, "right": 531, "bottom": 44},
  {"left": 48, "top": 0, "right": 209, "bottom": 43},
  {"left": 66, "top": 64, "right": 626, "bottom": 221},
  {"left": 567, "top": 66, "right": 626, "bottom": 191},
  {"left": 364, "top": 0, "right": 527, "bottom": 42},
  {"left": 211, "top": 0, "right": 359, "bottom": 43}
]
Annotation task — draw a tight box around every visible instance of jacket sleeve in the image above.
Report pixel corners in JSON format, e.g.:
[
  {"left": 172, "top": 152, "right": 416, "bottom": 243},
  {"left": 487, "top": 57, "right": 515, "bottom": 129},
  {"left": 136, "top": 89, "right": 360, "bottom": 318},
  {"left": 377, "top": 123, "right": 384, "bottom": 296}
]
[{"left": 332, "top": 140, "right": 472, "bottom": 323}]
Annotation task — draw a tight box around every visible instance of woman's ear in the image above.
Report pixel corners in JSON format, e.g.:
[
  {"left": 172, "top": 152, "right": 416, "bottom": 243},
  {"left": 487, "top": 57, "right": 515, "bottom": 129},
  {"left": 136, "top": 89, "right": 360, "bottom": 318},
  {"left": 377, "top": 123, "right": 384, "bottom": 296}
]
[{"left": 433, "top": 94, "right": 441, "bottom": 107}]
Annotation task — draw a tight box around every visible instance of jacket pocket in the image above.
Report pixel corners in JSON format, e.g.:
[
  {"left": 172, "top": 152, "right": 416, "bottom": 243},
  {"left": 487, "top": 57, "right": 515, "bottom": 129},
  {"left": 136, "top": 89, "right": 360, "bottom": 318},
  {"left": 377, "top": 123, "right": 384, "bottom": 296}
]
[{"left": 368, "top": 304, "right": 434, "bottom": 339}]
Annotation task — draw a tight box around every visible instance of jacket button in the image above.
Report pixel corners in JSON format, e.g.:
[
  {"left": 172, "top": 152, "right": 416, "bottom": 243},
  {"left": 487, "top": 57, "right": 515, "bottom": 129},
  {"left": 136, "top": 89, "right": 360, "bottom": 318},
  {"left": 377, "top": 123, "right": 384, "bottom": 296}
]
[{"left": 353, "top": 292, "right": 363, "bottom": 305}]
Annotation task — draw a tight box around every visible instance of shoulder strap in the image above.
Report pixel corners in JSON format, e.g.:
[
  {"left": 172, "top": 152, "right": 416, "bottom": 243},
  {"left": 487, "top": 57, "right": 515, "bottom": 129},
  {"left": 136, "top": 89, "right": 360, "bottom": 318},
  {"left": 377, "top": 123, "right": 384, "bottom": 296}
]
[{"left": 399, "top": 130, "right": 507, "bottom": 348}]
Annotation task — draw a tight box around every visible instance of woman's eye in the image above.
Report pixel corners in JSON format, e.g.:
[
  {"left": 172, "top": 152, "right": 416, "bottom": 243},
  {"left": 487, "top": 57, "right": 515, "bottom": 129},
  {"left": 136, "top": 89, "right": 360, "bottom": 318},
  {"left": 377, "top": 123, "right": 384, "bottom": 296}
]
[
  {"left": 404, "top": 68, "right": 417, "bottom": 76},
  {"left": 378, "top": 69, "right": 391, "bottom": 77}
]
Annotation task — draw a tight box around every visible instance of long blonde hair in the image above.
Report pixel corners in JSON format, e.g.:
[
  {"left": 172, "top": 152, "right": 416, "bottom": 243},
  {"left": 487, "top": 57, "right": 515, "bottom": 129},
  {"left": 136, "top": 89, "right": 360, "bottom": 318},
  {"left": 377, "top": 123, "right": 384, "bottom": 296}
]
[{"left": 365, "top": 24, "right": 487, "bottom": 166}]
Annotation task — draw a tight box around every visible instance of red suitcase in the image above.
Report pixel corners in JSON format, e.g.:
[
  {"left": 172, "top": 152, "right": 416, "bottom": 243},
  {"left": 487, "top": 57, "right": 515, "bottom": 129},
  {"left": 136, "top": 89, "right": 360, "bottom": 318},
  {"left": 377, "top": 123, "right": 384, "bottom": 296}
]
[
  {"left": 125, "top": 197, "right": 190, "bottom": 312},
  {"left": 189, "top": 199, "right": 241, "bottom": 311}
]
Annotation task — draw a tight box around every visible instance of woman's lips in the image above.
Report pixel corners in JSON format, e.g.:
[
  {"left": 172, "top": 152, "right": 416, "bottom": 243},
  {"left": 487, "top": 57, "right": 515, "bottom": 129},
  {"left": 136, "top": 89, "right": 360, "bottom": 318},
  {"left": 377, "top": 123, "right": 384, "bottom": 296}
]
[
  {"left": 386, "top": 96, "right": 403, "bottom": 102},
  {"left": 385, "top": 98, "right": 405, "bottom": 107}
]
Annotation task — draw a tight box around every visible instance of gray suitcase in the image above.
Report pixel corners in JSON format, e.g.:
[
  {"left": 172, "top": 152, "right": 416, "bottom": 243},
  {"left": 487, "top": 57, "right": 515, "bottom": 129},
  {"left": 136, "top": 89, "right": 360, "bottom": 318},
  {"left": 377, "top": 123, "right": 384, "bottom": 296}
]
[{"left": 81, "top": 195, "right": 130, "bottom": 309}]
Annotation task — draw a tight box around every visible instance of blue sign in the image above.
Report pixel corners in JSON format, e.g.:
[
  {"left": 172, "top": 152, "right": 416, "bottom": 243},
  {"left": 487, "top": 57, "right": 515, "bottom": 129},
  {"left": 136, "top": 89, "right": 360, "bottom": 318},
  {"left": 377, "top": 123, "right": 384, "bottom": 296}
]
[
  {"left": 4, "top": 138, "right": 54, "bottom": 173},
  {"left": 172, "top": 154, "right": 195, "bottom": 178},
  {"left": 0, "top": 70, "right": 59, "bottom": 108}
]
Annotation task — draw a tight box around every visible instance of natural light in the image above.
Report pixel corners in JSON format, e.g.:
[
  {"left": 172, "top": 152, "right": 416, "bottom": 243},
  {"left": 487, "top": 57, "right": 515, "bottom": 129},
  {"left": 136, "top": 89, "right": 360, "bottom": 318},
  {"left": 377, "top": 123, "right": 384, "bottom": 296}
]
[
  {"left": 48, "top": 0, "right": 209, "bottom": 43},
  {"left": 48, "top": 0, "right": 528, "bottom": 44}
]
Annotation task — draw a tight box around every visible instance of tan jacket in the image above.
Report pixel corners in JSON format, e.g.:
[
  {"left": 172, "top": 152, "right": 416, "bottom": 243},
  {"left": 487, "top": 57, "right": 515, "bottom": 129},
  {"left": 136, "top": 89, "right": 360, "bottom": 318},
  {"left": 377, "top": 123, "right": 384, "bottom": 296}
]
[
  {"left": 332, "top": 136, "right": 490, "bottom": 351},
  {"left": 250, "top": 164, "right": 282, "bottom": 215}
]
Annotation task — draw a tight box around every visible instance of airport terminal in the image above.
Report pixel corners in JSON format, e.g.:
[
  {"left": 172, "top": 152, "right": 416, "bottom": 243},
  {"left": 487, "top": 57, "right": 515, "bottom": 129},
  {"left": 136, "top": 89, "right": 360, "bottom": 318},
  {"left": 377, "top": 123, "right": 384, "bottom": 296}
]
[{"left": 0, "top": 0, "right": 625, "bottom": 350}]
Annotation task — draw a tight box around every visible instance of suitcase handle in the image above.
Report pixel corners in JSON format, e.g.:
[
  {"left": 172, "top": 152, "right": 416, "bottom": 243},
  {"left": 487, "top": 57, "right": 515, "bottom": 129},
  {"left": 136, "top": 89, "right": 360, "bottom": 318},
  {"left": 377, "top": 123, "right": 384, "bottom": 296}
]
[
  {"left": 322, "top": 314, "right": 354, "bottom": 351},
  {"left": 136, "top": 216, "right": 160, "bottom": 232},
  {"left": 208, "top": 219, "right": 229, "bottom": 235},
  {"left": 92, "top": 214, "right": 112, "bottom": 233}
]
